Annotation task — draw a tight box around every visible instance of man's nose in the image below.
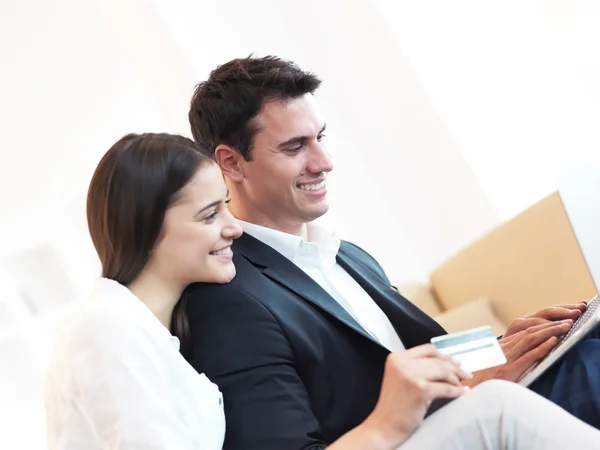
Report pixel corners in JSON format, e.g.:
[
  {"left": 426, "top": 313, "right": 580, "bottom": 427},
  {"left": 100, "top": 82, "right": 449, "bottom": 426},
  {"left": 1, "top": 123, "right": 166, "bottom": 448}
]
[{"left": 307, "top": 143, "right": 334, "bottom": 174}]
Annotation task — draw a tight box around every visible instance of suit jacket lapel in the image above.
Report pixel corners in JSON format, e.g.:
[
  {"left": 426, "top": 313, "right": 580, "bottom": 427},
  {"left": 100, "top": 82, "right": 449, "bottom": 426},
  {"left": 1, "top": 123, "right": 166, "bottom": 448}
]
[
  {"left": 337, "top": 243, "right": 446, "bottom": 348},
  {"left": 235, "top": 233, "right": 386, "bottom": 348}
]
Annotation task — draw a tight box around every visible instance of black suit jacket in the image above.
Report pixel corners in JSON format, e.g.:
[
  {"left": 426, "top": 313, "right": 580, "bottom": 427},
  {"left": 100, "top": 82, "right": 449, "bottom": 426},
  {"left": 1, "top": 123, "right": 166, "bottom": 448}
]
[{"left": 183, "top": 233, "right": 446, "bottom": 449}]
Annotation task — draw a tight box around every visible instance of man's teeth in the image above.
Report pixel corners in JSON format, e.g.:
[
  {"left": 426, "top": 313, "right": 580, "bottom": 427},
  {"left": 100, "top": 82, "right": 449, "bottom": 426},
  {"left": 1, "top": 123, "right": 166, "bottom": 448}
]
[
  {"left": 211, "top": 247, "right": 231, "bottom": 256},
  {"left": 298, "top": 181, "right": 326, "bottom": 191}
]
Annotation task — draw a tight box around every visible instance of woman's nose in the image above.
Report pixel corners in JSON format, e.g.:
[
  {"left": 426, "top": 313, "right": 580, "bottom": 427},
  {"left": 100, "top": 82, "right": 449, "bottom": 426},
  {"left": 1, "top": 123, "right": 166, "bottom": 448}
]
[{"left": 223, "top": 209, "right": 243, "bottom": 239}]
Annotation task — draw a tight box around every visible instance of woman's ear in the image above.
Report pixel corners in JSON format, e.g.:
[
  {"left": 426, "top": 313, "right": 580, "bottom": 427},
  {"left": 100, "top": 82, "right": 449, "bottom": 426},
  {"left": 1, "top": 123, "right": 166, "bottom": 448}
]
[{"left": 214, "top": 145, "right": 244, "bottom": 182}]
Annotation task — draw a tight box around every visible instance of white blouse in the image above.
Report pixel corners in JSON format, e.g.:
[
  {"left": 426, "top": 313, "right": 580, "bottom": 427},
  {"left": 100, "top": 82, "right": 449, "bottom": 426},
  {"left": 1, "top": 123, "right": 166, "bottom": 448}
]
[{"left": 45, "top": 278, "right": 225, "bottom": 449}]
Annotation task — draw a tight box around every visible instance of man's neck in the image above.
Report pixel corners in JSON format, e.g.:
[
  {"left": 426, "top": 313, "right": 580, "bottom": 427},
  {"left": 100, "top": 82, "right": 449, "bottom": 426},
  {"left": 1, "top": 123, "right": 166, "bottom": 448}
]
[{"left": 230, "top": 203, "right": 307, "bottom": 239}]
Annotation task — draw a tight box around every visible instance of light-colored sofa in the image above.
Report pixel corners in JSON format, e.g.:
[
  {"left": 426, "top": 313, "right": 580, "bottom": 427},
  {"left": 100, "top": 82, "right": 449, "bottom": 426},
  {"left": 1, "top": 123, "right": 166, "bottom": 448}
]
[{"left": 398, "top": 191, "right": 597, "bottom": 336}]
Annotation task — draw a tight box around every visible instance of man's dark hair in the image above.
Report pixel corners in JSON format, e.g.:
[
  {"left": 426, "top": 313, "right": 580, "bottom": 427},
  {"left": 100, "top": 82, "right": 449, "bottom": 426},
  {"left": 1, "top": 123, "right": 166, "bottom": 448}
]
[{"left": 189, "top": 55, "right": 322, "bottom": 161}]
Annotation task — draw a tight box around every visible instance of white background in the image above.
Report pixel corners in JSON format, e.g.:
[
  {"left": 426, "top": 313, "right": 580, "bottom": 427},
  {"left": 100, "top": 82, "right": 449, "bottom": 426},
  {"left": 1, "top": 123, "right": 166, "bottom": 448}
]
[{"left": 1, "top": 0, "right": 600, "bottom": 447}]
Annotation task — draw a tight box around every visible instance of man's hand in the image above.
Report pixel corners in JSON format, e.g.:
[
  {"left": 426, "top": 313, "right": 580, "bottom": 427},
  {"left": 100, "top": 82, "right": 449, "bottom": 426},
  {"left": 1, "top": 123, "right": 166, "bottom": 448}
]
[
  {"left": 465, "top": 300, "right": 587, "bottom": 387},
  {"left": 502, "top": 301, "right": 587, "bottom": 338}
]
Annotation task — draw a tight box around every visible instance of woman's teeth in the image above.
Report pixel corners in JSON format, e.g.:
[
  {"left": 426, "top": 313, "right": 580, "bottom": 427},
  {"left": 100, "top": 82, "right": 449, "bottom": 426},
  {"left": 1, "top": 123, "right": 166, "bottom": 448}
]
[{"left": 211, "top": 247, "right": 231, "bottom": 256}]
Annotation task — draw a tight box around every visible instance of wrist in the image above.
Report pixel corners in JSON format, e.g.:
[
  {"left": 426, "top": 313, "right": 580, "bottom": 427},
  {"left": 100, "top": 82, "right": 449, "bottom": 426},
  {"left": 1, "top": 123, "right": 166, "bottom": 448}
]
[
  {"left": 359, "top": 416, "right": 409, "bottom": 450},
  {"left": 463, "top": 369, "right": 491, "bottom": 388}
]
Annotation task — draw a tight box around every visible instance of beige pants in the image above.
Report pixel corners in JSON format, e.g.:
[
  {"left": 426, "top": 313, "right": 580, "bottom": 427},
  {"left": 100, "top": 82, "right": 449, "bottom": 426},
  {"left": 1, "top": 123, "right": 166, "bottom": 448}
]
[{"left": 399, "top": 380, "right": 600, "bottom": 450}]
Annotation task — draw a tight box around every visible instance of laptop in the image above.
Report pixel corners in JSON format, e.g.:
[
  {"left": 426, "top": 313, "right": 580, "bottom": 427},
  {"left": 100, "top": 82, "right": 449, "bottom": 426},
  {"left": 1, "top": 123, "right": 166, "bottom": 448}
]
[{"left": 517, "top": 167, "right": 600, "bottom": 387}]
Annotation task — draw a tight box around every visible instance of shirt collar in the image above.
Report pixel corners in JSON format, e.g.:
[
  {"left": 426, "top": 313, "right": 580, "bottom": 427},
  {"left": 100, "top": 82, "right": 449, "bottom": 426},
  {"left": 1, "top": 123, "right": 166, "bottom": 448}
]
[
  {"left": 238, "top": 220, "right": 302, "bottom": 261},
  {"left": 91, "top": 278, "right": 181, "bottom": 350},
  {"left": 238, "top": 220, "right": 341, "bottom": 266},
  {"left": 305, "top": 223, "right": 341, "bottom": 265}
]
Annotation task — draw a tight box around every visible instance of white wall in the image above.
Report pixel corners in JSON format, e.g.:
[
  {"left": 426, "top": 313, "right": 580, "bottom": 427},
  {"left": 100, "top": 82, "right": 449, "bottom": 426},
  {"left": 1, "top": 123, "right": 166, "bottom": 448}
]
[
  {"left": 0, "top": 1, "right": 182, "bottom": 447},
  {"left": 376, "top": 0, "right": 600, "bottom": 219},
  {"left": 149, "top": 0, "right": 501, "bottom": 279},
  {"left": 2, "top": 0, "right": 599, "bottom": 448}
]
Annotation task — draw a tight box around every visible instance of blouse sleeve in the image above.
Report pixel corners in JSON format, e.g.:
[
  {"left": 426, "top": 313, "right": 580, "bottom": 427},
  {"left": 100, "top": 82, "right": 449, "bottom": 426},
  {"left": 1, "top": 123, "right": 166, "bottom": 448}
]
[{"left": 53, "top": 314, "right": 199, "bottom": 450}]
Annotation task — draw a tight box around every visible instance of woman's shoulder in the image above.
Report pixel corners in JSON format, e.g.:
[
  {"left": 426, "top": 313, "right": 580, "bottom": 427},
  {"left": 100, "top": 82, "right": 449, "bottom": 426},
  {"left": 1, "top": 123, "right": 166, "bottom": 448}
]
[
  {"left": 49, "top": 299, "right": 131, "bottom": 363},
  {"left": 50, "top": 280, "right": 157, "bottom": 361}
]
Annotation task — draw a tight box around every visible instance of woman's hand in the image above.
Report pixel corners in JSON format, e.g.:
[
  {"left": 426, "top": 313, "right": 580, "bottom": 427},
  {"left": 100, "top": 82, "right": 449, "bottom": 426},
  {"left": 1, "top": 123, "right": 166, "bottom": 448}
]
[{"left": 361, "top": 345, "right": 472, "bottom": 448}]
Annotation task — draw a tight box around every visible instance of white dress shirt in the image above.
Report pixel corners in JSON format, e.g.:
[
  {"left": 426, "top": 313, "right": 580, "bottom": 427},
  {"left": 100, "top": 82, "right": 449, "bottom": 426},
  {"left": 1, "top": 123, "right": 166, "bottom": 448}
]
[
  {"left": 45, "top": 278, "right": 225, "bottom": 450},
  {"left": 240, "top": 221, "right": 405, "bottom": 353}
]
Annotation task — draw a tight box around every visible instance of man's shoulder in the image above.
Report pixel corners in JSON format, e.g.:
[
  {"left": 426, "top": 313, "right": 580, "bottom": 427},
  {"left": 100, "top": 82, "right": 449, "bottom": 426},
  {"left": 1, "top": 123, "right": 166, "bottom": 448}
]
[
  {"left": 339, "top": 240, "right": 380, "bottom": 266},
  {"left": 339, "top": 240, "right": 389, "bottom": 282},
  {"left": 183, "top": 249, "right": 271, "bottom": 317},
  {"left": 339, "top": 240, "right": 370, "bottom": 257},
  {"left": 186, "top": 252, "right": 259, "bottom": 294}
]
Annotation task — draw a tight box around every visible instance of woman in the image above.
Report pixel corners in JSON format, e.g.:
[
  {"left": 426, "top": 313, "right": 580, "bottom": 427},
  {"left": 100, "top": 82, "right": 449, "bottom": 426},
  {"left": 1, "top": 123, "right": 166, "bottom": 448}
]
[
  {"left": 45, "top": 133, "right": 600, "bottom": 450},
  {"left": 45, "top": 133, "right": 241, "bottom": 449}
]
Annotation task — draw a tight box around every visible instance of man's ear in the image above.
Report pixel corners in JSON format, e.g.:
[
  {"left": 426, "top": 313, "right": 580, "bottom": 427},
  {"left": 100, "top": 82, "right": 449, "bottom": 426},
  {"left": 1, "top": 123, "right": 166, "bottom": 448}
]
[{"left": 214, "top": 144, "right": 245, "bottom": 182}]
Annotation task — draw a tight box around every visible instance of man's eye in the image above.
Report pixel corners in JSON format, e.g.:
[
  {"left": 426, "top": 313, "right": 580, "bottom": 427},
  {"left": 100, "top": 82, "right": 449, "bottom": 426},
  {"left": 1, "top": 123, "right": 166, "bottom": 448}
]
[{"left": 317, "top": 133, "right": 326, "bottom": 142}]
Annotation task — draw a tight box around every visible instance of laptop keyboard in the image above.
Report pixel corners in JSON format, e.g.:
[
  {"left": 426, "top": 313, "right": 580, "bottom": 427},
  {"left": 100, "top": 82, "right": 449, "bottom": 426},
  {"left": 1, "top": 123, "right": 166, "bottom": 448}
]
[
  {"left": 556, "top": 294, "right": 600, "bottom": 345},
  {"left": 517, "top": 294, "right": 600, "bottom": 384}
]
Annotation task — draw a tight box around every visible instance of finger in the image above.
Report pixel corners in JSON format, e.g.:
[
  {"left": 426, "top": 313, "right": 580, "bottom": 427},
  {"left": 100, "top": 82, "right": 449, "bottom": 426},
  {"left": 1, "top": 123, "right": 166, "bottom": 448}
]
[
  {"left": 411, "top": 347, "right": 478, "bottom": 381},
  {"left": 525, "top": 301, "right": 587, "bottom": 316},
  {"left": 425, "top": 349, "right": 474, "bottom": 379},
  {"left": 435, "top": 368, "right": 461, "bottom": 386},
  {"left": 551, "top": 301, "right": 587, "bottom": 310},
  {"left": 527, "top": 307, "right": 583, "bottom": 321},
  {"left": 429, "top": 353, "right": 475, "bottom": 380},
  {"left": 444, "top": 360, "right": 473, "bottom": 381},
  {"left": 412, "top": 359, "right": 458, "bottom": 385},
  {"left": 503, "top": 321, "right": 571, "bottom": 359},
  {"left": 421, "top": 359, "right": 472, "bottom": 384},
  {"left": 430, "top": 351, "right": 457, "bottom": 365},
  {"left": 424, "top": 381, "right": 468, "bottom": 400},
  {"left": 507, "top": 317, "right": 551, "bottom": 335},
  {"left": 408, "top": 344, "right": 441, "bottom": 358},
  {"left": 503, "top": 319, "right": 572, "bottom": 344},
  {"left": 503, "top": 336, "right": 558, "bottom": 381},
  {"left": 408, "top": 344, "right": 464, "bottom": 364}
]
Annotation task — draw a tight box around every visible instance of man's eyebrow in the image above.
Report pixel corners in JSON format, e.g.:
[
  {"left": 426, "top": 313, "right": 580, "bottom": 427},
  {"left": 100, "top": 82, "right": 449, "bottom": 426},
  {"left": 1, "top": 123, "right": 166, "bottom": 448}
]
[{"left": 277, "top": 123, "right": 327, "bottom": 149}]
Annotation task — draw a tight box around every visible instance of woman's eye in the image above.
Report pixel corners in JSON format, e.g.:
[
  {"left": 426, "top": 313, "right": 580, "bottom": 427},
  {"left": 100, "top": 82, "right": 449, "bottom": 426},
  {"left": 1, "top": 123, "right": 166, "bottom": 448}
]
[{"left": 203, "top": 211, "right": 218, "bottom": 222}]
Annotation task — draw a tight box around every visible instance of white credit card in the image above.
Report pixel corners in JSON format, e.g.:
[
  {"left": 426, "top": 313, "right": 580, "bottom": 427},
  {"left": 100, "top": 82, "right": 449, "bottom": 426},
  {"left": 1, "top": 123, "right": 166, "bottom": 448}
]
[{"left": 430, "top": 325, "right": 507, "bottom": 373}]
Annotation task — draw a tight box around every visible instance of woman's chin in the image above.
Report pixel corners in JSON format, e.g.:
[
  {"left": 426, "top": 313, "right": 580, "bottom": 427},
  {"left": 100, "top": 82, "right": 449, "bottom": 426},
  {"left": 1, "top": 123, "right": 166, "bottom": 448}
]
[
  {"left": 214, "top": 265, "right": 237, "bottom": 284},
  {"left": 192, "top": 263, "right": 237, "bottom": 285}
]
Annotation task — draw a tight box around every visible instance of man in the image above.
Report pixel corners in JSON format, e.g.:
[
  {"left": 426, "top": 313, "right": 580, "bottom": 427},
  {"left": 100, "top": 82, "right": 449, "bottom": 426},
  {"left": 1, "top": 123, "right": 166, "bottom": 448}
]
[{"left": 182, "top": 55, "right": 600, "bottom": 449}]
